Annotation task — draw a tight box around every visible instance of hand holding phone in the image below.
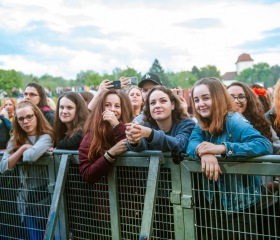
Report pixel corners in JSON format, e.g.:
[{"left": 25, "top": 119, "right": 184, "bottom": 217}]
[
  {"left": 113, "top": 80, "right": 121, "bottom": 89},
  {"left": 127, "top": 77, "right": 138, "bottom": 85}
]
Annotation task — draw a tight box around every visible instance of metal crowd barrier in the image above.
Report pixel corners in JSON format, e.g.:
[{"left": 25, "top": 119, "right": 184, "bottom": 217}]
[
  {"left": 0, "top": 153, "right": 55, "bottom": 240},
  {"left": 1, "top": 151, "right": 280, "bottom": 240}
]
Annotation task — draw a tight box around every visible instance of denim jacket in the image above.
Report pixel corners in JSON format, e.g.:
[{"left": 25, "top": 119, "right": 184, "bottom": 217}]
[{"left": 186, "top": 112, "right": 273, "bottom": 212}]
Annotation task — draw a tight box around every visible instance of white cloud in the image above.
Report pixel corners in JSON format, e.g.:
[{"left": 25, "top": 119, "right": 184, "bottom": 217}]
[{"left": 0, "top": 0, "right": 280, "bottom": 78}]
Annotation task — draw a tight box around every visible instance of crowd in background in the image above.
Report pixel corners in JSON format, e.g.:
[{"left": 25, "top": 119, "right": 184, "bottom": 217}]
[{"left": 0, "top": 74, "right": 280, "bottom": 239}]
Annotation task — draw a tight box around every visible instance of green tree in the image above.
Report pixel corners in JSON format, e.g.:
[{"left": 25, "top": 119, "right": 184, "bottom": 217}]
[
  {"left": 85, "top": 71, "right": 102, "bottom": 87},
  {"left": 116, "top": 67, "right": 141, "bottom": 81},
  {"left": 191, "top": 66, "right": 200, "bottom": 79},
  {"left": 0, "top": 69, "right": 22, "bottom": 96},
  {"left": 237, "top": 63, "right": 272, "bottom": 87},
  {"left": 198, "top": 65, "right": 221, "bottom": 79},
  {"left": 166, "top": 71, "right": 197, "bottom": 88},
  {"left": 236, "top": 68, "right": 254, "bottom": 84},
  {"left": 269, "top": 65, "right": 280, "bottom": 86},
  {"left": 149, "top": 59, "right": 170, "bottom": 87}
]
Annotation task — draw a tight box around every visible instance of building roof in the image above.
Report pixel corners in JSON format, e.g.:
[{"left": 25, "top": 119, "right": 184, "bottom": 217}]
[
  {"left": 222, "top": 71, "right": 237, "bottom": 81},
  {"left": 235, "top": 53, "right": 254, "bottom": 64}
]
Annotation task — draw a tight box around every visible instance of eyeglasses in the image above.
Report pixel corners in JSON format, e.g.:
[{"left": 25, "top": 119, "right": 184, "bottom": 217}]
[
  {"left": 17, "top": 114, "right": 35, "bottom": 123},
  {"left": 231, "top": 95, "right": 247, "bottom": 103},
  {"left": 24, "top": 92, "right": 39, "bottom": 97}
]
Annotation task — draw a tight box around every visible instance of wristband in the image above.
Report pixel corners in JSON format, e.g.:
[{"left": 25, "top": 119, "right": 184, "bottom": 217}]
[
  {"left": 107, "top": 151, "right": 115, "bottom": 159},
  {"left": 104, "top": 152, "right": 115, "bottom": 163}
]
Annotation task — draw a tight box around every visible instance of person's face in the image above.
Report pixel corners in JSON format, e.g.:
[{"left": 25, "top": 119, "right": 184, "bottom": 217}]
[
  {"left": 24, "top": 87, "right": 40, "bottom": 106},
  {"left": 227, "top": 85, "right": 247, "bottom": 114},
  {"left": 129, "top": 88, "right": 143, "bottom": 108},
  {"left": 4, "top": 100, "right": 14, "bottom": 113},
  {"left": 16, "top": 106, "right": 37, "bottom": 136},
  {"left": 104, "top": 94, "right": 121, "bottom": 120},
  {"left": 149, "top": 90, "right": 174, "bottom": 123},
  {"left": 59, "top": 97, "right": 76, "bottom": 126},
  {"left": 141, "top": 81, "right": 158, "bottom": 101},
  {"left": 193, "top": 84, "right": 212, "bottom": 119}
]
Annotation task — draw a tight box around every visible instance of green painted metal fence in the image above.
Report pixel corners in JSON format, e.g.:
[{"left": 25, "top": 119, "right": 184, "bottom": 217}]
[{"left": 0, "top": 151, "right": 280, "bottom": 240}]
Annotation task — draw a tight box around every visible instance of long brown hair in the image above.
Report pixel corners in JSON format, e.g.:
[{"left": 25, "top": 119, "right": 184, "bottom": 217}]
[
  {"left": 228, "top": 82, "right": 272, "bottom": 141},
  {"left": 25, "top": 82, "right": 50, "bottom": 109},
  {"left": 84, "top": 89, "right": 133, "bottom": 160},
  {"left": 127, "top": 86, "right": 144, "bottom": 118},
  {"left": 54, "top": 92, "right": 89, "bottom": 146},
  {"left": 11, "top": 101, "right": 54, "bottom": 152},
  {"left": 250, "top": 83, "right": 271, "bottom": 113},
  {"left": 4, "top": 98, "right": 16, "bottom": 120},
  {"left": 191, "top": 77, "right": 237, "bottom": 135},
  {"left": 274, "top": 79, "right": 280, "bottom": 136},
  {"left": 143, "top": 86, "right": 186, "bottom": 126}
]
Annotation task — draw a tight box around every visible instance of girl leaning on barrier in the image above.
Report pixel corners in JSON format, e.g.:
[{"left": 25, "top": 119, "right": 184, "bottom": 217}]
[
  {"left": 126, "top": 86, "right": 195, "bottom": 153},
  {"left": 186, "top": 77, "right": 273, "bottom": 239},
  {"left": 0, "top": 101, "right": 54, "bottom": 240},
  {"left": 49, "top": 91, "right": 89, "bottom": 151},
  {"left": 227, "top": 81, "right": 280, "bottom": 237},
  {"left": 79, "top": 89, "right": 133, "bottom": 184}
]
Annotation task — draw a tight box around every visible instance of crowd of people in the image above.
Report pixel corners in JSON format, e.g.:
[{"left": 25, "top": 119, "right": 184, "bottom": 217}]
[{"left": 0, "top": 73, "right": 280, "bottom": 238}]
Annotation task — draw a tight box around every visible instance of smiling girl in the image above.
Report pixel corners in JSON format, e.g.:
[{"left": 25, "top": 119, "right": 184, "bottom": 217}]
[
  {"left": 53, "top": 92, "right": 89, "bottom": 150},
  {"left": 186, "top": 77, "right": 273, "bottom": 239},
  {"left": 79, "top": 89, "right": 133, "bottom": 184},
  {"left": 126, "top": 86, "right": 195, "bottom": 153}
]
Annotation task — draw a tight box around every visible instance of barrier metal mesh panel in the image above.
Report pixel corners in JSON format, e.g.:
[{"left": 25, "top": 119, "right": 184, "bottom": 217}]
[
  {"left": 192, "top": 172, "right": 280, "bottom": 240},
  {"left": 65, "top": 163, "right": 175, "bottom": 240},
  {"left": 152, "top": 167, "right": 175, "bottom": 240},
  {"left": 117, "top": 166, "right": 147, "bottom": 240},
  {"left": 0, "top": 165, "right": 51, "bottom": 240},
  {"left": 116, "top": 166, "right": 175, "bottom": 240},
  {"left": 65, "top": 164, "right": 111, "bottom": 240}
]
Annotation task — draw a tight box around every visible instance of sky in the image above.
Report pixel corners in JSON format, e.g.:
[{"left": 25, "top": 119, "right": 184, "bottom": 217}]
[{"left": 0, "top": 0, "right": 280, "bottom": 80}]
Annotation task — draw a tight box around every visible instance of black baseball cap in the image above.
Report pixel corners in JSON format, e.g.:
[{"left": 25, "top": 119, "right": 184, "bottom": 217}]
[{"left": 138, "top": 73, "right": 163, "bottom": 88}]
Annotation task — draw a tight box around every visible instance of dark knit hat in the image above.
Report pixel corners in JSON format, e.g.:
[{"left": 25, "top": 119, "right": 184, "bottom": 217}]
[{"left": 138, "top": 73, "right": 162, "bottom": 88}]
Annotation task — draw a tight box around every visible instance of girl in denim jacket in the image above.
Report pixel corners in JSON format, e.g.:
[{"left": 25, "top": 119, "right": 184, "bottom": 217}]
[{"left": 186, "top": 78, "right": 273, "bottom": 239}]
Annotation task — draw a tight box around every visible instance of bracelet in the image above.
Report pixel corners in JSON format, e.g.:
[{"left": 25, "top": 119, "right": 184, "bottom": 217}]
[
  {"left": 107, "top": 151, "right": 115, "bottom": 159},
  {"left": 104, "top": 151, "right": 115, "bottom": 164},
  {"left": 274, "top": 179, "right": 279, "bottom": 183}
]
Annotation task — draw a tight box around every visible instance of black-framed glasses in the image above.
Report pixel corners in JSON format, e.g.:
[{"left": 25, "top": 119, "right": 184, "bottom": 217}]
[
  {"left": 24, "top": 92, "right": 39, "bottom": 97},
  {"left": 230, "top": 95, "right": 247, "bottom": 103},
  {"left": 17, "top": 114, "right": 35, "bottom": 123}
]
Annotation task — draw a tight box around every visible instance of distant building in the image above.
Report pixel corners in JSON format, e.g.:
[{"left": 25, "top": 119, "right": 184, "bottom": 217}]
[
  {"left": 222, "top": 53, "right": 254, "bottom": 86},
  {"left": 236, "top": 53, "right": 254, "bottom": 74}
]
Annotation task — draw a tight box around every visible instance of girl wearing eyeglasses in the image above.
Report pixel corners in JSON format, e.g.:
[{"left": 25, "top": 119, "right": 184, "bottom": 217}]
[
  {"left": 227, "top": 81, "right": 279, "bottom": 237},
  {"left": 0, "top": 101, "right": 54, "bottom": 239},
  {"left": 24, "top": 82, "right": 55, "bottom": 126},
  {"left": 227, "top": 82, "right": 274, "bottom": 145},
  {"left": 186, "top": 78, "right": 272, "bottom": 239}
]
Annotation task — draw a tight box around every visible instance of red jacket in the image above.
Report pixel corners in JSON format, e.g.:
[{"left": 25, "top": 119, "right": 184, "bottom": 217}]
[{"left": 79, "top": 123, "right": 126, "bottom": 184}]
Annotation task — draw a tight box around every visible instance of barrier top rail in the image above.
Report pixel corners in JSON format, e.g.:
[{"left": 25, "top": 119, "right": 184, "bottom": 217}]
[{"left": 2, "top": 150, "right": 280, "bottom": 163}]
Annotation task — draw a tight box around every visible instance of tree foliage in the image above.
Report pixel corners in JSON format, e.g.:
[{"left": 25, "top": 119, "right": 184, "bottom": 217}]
[
  {"left": 0, "top": 58, "right": 278, "bottom": 98},
  {"left": 236, "top": 63, "right": 279, "bottom": 87},
  {"left": 149, "top": 59, "right": 170, "bottom": 87},
  {"left": 0, "top": 69, "right": 22, "bottom": 96}
]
